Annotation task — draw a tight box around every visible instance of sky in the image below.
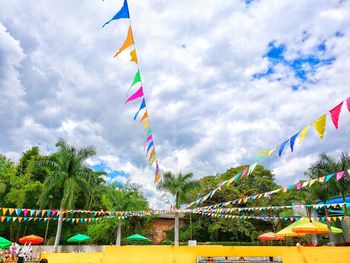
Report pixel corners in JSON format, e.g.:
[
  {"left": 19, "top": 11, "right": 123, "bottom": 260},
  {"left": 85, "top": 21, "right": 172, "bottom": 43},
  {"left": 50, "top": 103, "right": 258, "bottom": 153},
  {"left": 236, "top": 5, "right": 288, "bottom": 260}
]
[{"left": 0, "top": 0, "right": 350, "bottom": 209}]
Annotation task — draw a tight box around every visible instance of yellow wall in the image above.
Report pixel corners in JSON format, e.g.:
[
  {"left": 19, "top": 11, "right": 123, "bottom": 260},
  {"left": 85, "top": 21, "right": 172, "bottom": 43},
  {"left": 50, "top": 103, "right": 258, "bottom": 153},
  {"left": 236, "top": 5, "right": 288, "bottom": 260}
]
[{"left": 41, "top": 246, "right": 350, "bottom": 263}]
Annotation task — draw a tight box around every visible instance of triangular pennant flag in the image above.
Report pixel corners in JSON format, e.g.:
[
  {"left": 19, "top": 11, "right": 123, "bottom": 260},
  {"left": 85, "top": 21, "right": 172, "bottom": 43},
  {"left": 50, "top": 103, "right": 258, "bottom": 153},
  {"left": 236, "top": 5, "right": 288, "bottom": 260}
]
[
  {"left": 329, "top": 101, "right": 343, "bottom": 129},
  {"left": 309, "top": 179, "right": 317, "bottom": 186},
  {"left": 248, "top": 162, "right": 258, "bottom": 175},
  {"left": 325, "top": 173, "right": 334, "bottom": 182},
  {"left": 318, "top": 176, "right": 325, "bottom": 183},
  {"left": 146, "top": 141, "right": 154, "bottom": 154},
  {"left": 299, "top": 125, "right": 311, "bottom": 143},
  {"left": 130, "top": 70, "right": 141, "bottom": 88},
  {"left": 150, "top": 155, "right": 157, "bottom": 166},
  {"left": 9, "top": 209, "right": 15, "bottom": 215},
  {"left": 114, "top": 26, "right": 134, "bottom": 57},
  {"left": 6, "top": 217, "right": 11, "bottom": 222},
  {"left": 143, "top": 119, "right": 150, "bottom": 129},
  {"left": 139, "top": 111, "right": 148, "bottom": 123},
  {"left": 130, "top": 49, "right": 138, "bottom": 64},
  {"left": 290, "top": 132, "right": 299, "bottom": 152},
  {"left": 278, "top": 140, "right": 289, "bottom": 157},
  {"left": 23, "top": 217, "right": 28, "bottom": 222},
  {"left": 241, "top": 167, "right": 249, "bottom": 178},
  {"left": 16, "top": 209, "right": 22, "bottom": 216},
  {"left": 18, "top": 217, "right": 23, "bottom": 223},
  {"left": 23, "top": 209, "right": 29, "bottom": 216},
  {"left": 30, "top": 209, "right": 36, "bottom": 216},
  {"left": 144, "top": 135, "right": 153, "bottom": 148},
  {"left": 12, "top": 217, "right": 17, "bottom": 222},
  {"left": 314, "top": 114, "right": 327, "bottom": 139},
  {"left": 125, "top": 86, "right": 143, "bottom": 104},
  {"left": 336, "top": 171, "right": 345, "bottom": 181},
  {"left": 0, "top": 216, "right": 5, "bottom": 222},
  {"left": 102, "top": 0, "right": 130, "bottom": 27},
  {"left": 148, "top": 148, "right": 155, "bottom": 162},
  {"left": 2, "top": 208, "right": 8, "bottom": 215},
  {"left": 346, "top": 97, "right": 350, "bottom": 112},
  {"left": 134, "top": 99, "right": 146, "bottom": 120}
]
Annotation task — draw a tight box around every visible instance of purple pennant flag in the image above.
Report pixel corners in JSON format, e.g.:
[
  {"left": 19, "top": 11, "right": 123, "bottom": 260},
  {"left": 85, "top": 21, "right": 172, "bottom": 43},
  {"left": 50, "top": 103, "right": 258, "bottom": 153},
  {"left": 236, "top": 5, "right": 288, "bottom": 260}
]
[
  {"left": 125, "top": 87, "right": 143, "bottom": 104},
  {"left": 336, "top": 171, "right": 345, "bottom": 181}
]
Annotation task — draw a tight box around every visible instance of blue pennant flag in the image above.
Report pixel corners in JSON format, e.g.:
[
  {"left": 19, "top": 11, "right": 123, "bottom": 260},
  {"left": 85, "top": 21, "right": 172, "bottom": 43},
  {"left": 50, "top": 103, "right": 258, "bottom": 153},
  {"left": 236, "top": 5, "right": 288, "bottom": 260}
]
[
  {"left": 134, "top": 98, "right": 146, "bottom": 120},
  {"left": 289, "top": 132, "right": 299, "bottom": 152},
  {"left": 102, "top": 0, "right": 130, "bottom": 28},
  {"left": 146, "top": 141, "right": 154, "bottom": 154},
  {"left": 278, "top": 140, "right": 289, "bottom": 157}
]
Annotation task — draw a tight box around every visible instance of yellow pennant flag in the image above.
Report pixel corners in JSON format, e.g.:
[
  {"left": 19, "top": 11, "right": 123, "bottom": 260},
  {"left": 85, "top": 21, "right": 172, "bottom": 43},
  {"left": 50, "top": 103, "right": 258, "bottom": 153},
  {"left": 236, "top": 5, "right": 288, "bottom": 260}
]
[
  {"left": 130, "top": 49, "right": 138, "bottom": 63},
  {"left": 314, "top": 114, "right": 327, "bottom": 139},
  {"left": 299, "top": 125, "right": 311, "bottom": 143},
  {"left": 114, "top": 26, "right": 134, "bottom": 57},
  {"left": 257, "top": 149, "right": 275, "bottom": 156},
  {"left": 143, "top": 119, "right": 150, "bottom": 129},
  {"left": 150, "top": 155, "right": 157, "bottom": 166},
  {"left": 2, "top": 208, "right": 8, "bottom": 215},
  {"left": 139, "top": 111, "right": 148, "bottom": 123},
  {"left": 309, "top": 179, "right": 317, "bottom": 187}
]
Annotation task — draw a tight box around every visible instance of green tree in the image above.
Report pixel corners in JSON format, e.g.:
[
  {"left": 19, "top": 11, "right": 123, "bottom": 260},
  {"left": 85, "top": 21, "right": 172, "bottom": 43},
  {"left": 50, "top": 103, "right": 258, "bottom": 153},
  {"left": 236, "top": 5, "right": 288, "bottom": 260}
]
[
  {"left": 162, "top": 172, "right": 198, "bottom": 246},
  {"left": 37, "top": 138, "right": 99, "bottom": 248},
  {"left": 306, "top": 152, "right": 350, "bottom": 243},
  {"left": 87, "top": 183, "right": 149, "bottom": 245}
]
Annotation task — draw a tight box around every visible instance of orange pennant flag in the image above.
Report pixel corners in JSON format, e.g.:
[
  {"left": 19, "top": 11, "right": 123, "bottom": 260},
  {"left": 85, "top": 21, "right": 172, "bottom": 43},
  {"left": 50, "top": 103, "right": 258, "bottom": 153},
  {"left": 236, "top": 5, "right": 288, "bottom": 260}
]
[
  {"left": 114, "top": 26, "right": 134, "bottom": 57},
  {"left": 148, "top": 148, "right": 155, "bottom": 162},
  {"left": 139, "top": 111, "right": 148, "bottom": 123},
  {"left": 130, "top": 49, "right": 138, "bottom": 63},
  {"left": 18, "top": 217, "right": 23, "bottom": 223},
  {"left": 314, "top": 114, "right": 327, "bottom": 139},
  {"left": 0, "top": 216, "right": 5, "bottom": 222},
  {"left": 9, "top": 209, "right": 15, "bottom": 215}
]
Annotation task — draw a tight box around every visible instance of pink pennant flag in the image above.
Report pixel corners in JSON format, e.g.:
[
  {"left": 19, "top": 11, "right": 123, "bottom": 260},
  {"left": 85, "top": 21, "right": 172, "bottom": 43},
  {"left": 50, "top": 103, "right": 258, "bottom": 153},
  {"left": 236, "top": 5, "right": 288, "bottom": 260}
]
[
  {"left": 241, "top": 167, "right": 249, "bottom": 178},
  {"left": 336, "top": 171, "right": 345, "bottom": 181},
  {"left": 329, "top": 101, "right": 343, "bottom": 129},
  {"left": 296, "top": 182, "right": 302, "bottom": 190},
  {"left": 125, "top": 87, "right": 143, "bottom": 104},
  {"left": 144, "top": 135, "right": 153, "bottom": 148},
  {"left": 347, "top": 97, "right": 350, "bottom": 112}
]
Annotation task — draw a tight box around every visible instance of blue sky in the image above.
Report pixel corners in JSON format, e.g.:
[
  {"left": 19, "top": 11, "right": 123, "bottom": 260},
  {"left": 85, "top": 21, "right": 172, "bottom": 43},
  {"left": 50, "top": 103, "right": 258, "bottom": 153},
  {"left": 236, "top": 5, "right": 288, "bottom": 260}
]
[{"left": 0, "top": 0, "right": 350, "bottom": 208}]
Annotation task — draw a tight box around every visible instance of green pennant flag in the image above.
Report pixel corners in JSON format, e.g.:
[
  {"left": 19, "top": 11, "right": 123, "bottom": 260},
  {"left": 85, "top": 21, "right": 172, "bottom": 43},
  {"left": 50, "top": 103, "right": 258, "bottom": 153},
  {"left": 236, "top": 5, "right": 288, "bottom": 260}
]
[{"left": 130, "top": 70, "right": 141, "bottom": 87}]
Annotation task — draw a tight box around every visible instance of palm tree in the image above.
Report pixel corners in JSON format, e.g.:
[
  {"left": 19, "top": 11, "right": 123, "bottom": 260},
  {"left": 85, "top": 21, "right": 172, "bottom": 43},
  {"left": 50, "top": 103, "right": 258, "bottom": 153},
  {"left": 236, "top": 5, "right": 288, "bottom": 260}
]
[
  {"left": 162, "top": 172, "right": 198, "bottom": 246},
  {"left": 37, "top": 139, "right": 98, "bottom": 249},
  {"left": 306, "top": 152, "right": 350, "bottom": 243}
]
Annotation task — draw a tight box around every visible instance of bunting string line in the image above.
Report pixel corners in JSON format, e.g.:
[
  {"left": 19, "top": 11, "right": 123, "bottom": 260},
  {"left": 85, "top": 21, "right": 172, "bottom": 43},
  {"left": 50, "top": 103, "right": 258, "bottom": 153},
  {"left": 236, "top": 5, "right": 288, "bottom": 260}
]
[
  {"left": 185, "top": 170, "right": 348, "bottom": 209},
  {"left": 185, "top": 97, "right": 350, "bottom": 208},
  {"left": 102, "top": 0, "right": 168, "bottom": 201}
]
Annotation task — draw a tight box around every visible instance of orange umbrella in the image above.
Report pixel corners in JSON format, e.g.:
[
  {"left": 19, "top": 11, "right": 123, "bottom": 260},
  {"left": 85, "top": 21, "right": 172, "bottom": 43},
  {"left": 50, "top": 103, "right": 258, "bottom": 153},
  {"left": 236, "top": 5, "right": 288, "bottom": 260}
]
[
  {"left": 258, "top": 232, "right": 285, "bottom": 241},
  {"left": 19, "top": 234, "right": 44, "bottom": 245}
]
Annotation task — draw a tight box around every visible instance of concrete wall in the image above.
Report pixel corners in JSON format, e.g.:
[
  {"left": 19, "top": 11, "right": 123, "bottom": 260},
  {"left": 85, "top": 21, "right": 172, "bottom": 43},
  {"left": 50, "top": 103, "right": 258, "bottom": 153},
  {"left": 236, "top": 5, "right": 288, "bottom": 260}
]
[{"left": 41, "top": 245, "right": 350, "bottom": 263}]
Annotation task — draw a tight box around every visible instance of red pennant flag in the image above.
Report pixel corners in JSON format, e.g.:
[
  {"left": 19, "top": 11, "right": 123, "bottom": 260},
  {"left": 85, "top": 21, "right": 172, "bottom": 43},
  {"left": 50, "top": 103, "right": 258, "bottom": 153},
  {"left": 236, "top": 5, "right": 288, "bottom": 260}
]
[
  {"left": 329, "top": 101, "right": 343, "bottom": 129},
  {"left": 346, "top": 97, "right": 350, "bottom": 112}
]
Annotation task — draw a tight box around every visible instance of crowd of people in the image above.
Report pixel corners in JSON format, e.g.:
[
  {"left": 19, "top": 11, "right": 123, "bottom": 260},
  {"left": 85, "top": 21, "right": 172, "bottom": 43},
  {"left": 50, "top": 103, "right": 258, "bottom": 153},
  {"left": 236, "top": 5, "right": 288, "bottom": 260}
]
[{"left": 0, "top": 242, "right": 40, "bottom": 263}]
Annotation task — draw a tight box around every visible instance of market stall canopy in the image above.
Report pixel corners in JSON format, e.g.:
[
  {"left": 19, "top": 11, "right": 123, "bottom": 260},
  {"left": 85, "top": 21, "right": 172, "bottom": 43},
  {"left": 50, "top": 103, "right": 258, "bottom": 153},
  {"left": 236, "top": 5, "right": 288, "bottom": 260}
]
[
  {"left": 19, "top": 235, "right": 44, "bottom": 245},
  {"left": 258, "top": 232, "right": 285, "bottom": 241},
  {"left": 67, "top": 234, "right": 91, "bottom": 243},
  {"left": 126, "top": 234, "right": 151, "bottom": 241},
  {"left": 292, "top": 220, "right": 343, "bottom": 235},
  {"left": 276, "top": 218, "right": 308, "bottom": 237},
  {"left": 0, "top": 237, "right": 12, "bottom": 249}
]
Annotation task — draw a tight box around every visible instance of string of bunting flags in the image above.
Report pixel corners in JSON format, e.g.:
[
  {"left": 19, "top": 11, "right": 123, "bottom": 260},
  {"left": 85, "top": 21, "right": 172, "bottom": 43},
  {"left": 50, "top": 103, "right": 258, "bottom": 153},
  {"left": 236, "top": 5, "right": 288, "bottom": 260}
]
[
  {"left": 185, "top": 97, "right": 350, "bottom": 208},
  {"left": 198, "top": 213, "right": 348, "bottom": 223},
  {"left": 102, "top": 0, "right": 164, "bottom": 192},
  {"left": 185, "top": 170, "right": 348, "bottom": 210},
  {"left": 189, "top": 202, "right": 350, "bottom": 214}
]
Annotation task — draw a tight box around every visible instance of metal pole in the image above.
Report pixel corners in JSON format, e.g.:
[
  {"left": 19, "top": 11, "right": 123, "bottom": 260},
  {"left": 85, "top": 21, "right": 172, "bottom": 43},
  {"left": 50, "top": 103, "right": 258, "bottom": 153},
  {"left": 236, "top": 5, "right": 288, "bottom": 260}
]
[{"left": 44, "top": 195, "right": 53, "bottom": 243}]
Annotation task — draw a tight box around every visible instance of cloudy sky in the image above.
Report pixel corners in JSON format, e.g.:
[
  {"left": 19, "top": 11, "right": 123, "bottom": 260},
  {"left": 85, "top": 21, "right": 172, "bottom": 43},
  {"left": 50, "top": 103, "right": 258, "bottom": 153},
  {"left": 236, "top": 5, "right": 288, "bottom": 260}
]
[{"left": 1, "top": 0, "right": 349, "bottom": 208}]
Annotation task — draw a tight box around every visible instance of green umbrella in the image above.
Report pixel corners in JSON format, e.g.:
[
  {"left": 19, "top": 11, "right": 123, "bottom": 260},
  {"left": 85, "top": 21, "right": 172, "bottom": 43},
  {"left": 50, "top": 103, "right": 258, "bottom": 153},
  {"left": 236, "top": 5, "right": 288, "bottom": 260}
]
[
  {"left": 126, "top": 234, "right": 150, "bottom": 241},
  {"left": 0, "top": 237, "right": 12, "bottom": 249},
  {"left": 67, "top": 234, "right": 91, "bottom": 243}
]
